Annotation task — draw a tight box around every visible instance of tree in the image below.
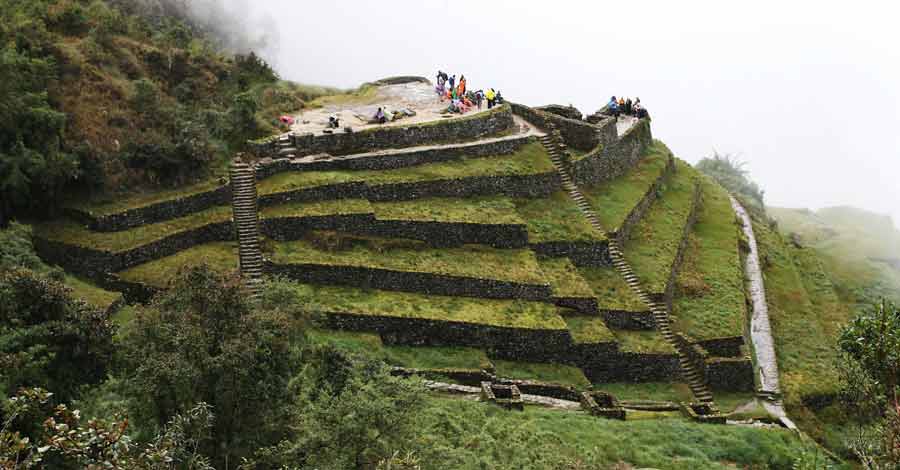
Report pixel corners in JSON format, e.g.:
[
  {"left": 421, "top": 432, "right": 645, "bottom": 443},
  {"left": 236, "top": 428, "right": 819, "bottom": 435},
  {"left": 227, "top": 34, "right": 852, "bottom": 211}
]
[
  {"left": 695, "top": 152, "right": 765, "bottom": 210},
  {"left": 118, "top": 264, "right": 301, "bottom": 466},
  {"left": 1, "top": 387, "right": 214, "bottom": 469},
  {"left": 250, "top": 345, "right": 425, "bottom": 469},
  {"left": 0, "top": 268, "right": 115, "bottom": 402},
  {"left": 838, "top": 299, "right": 900, "bottom": 468}
]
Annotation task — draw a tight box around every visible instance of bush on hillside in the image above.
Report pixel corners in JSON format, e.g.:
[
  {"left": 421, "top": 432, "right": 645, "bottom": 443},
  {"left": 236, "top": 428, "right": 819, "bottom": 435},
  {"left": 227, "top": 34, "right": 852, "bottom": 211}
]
[{"left": 695, "top": 152, "right": 765, "bottom": 211}]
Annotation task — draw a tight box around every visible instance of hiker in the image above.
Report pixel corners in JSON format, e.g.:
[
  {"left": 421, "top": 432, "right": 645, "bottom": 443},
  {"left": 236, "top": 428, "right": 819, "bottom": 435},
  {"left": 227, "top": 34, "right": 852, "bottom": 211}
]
[
  {"left": 633, "top": 98, "right": 649, "bottom": 119},
  {"left": 624, "top": 97, "right": 633, "bottom": 115},
  {"left": 449, "top": 74, "right": 456, "bottom": 92},
  {"left": 374, "top": 107, "right": 386, "bottom": 124},
  {"left": 475, "top": 90, "right": 484, "bottom": 109},
  {"left": 435, "top": 77, "right": 446, "bottom": 96},
  {"left": 327, "top": 115, "right": 340, "bottom": 129},
  {"left": 458, "top": 75, "right": 467, "bottom": 96},
  {"left": 495, "top": 90, "right": 504, "bottom": 105},
  {"left": 607, "top": 96, "right": 620, "bottom": 117},
  {"left": 486, "top": 88, "right": 496, "bottom": 109}
]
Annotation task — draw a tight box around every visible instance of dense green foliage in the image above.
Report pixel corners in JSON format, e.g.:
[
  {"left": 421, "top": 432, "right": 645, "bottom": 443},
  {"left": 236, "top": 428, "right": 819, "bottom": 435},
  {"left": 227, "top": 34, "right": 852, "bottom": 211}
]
[
  {"left": 0, "top": 268, "right": 115, "bottom": 401},
  {"left": 696, "top": 152, "right": 765, "bottom": 212}
]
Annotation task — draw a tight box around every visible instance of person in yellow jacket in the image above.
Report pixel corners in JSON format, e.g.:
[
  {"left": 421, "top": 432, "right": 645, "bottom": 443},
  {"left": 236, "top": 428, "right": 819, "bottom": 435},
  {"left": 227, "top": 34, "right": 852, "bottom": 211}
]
[{"left": 485, "top": 88, "right": 496, "bottom": 109}]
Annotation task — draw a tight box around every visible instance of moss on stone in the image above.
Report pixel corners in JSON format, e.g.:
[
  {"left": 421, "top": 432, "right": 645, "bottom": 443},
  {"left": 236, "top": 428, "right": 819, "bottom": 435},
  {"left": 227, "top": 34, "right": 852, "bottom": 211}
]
[
  {"left": 34, "top": 206, "right": 233, "bottom": 252},
  {"left": 117, "top": 242, "right": 238, "bottom": 288},
  {"left": 271, "top": 235, "right": 547, "bottom": 285},
  {"left": 260, "top": 199, "right": 373, "bottom": 219},
  {"left": 624, "top": 159, "right": 699, "bottom": 295},
  {"left": 257, "top": 141, "right": 553, "bottom": 197},
  {"left": 492, "top": 359, "right": 591, "bottom": 388},
  {"left": 372, "top": 196, "right": 523, "bottom": 225},
  {"left": 539, "top": 258, "right": 595, "bottom": 298},
  {"left": 582, "top": 141, "right": 670, "bottom": 232},
  {"left": 613, "top": 329, "right": 677, "bottom": 354},
  {"left": 68, "top": 178, "right": 224, "bottom": 216},
  {"left": 671, "top": 177, "right": 746, "bottom": 341},
  {"left": 579, "top": 267, "right": 646, "bottom": 312},
  {"left": 288, "top": 283, "right": 567, "bottom": 330},
  {"left": 515, "top": 192, "right": 605, "bottom": 243},
  {"left": 564, "top": 315, "right": 616, "bottom": 344}
]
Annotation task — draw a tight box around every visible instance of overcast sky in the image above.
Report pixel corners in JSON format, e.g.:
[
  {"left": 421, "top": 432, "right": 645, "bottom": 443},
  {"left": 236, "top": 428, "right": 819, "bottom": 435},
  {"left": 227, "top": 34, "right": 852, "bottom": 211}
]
[{"left": 229, "top": 0, "right": 899, "bottom": 227}]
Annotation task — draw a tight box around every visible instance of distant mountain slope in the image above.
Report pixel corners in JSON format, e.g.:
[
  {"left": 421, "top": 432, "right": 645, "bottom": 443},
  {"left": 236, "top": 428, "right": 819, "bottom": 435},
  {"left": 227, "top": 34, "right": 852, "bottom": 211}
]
[{"left": 768, "top": 206, "right": 900, "bottom": 305}]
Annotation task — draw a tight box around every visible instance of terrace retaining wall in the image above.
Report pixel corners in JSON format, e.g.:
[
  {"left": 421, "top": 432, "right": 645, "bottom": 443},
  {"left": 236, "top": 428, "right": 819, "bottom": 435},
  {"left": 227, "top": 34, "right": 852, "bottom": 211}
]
[
  {"left": 266, "top": 262, "right": 554, "bottom": 302},
  {"left": 696, "top": 336, "right": 745, "bottom": 358},
  {"left": 649, "top": 181, "right": 704, "bottom": 306},
  {"left": 581, "top": 351, "right": 680, "bottom": 383},
  {"left": 530, "top": 241, "right": 610, "bottom": 267},
  {"left": 65, "top": 185, "right": 231, "bottom": 233},
  {"left": 254, "top": 135, "right": 532, "bottom": 179},
  {"left": 613, "top": 155, "right": 676, "bottom": 244},
  {"left": 600, "top": 310, "right": 656, "bottom": 331},
  {"left": 572, "top": 118, "right": 653, "bottom": 187},
  {"left": 705, "top": 357, "right": 755, "bottom": 392},
  {"left": 252, "top": 105, "right": 516, "bottom": 158},
  {"left": 535, "top": 104, "right": 583, "bottom": 121},
  {"left": 509, "top": 103, "right": 600, "bottom": 151}
]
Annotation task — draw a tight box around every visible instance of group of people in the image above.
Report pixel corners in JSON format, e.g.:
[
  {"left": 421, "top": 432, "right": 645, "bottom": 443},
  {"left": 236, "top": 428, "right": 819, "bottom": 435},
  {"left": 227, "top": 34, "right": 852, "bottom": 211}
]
[
  {"left": 435, "top": 70, "right": 503, "bottom": 114},
  {"left": 605, "top": 96, "right": 648, "bottom": 119}
]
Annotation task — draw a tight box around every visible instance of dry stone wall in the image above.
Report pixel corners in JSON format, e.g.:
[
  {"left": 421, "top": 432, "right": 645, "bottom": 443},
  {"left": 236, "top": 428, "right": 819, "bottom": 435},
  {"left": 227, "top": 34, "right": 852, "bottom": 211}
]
[
  {"left": 536, "top": 104, "right": 584, "bottom": 120},
  {"left": 705, "top": 357, "right": 754, "bottom": 391},
  {"left": 529, "top": 241, "right": 610, "bottom": 267},
  {"left": 614, "top": 155, "right": 675, "bottom": 244},
  {"left": 572, "top": 119, "right": 653, "bottom": 187},
  {"left": 509, "top": 103, "right": 600, "bottom": 151}
]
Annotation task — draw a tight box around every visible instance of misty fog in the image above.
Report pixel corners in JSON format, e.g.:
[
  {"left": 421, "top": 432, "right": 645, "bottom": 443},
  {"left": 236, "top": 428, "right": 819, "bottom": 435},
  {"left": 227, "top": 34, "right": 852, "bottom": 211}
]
[{"left": 205, "top": 0, "right": 899, "bottom": 228}]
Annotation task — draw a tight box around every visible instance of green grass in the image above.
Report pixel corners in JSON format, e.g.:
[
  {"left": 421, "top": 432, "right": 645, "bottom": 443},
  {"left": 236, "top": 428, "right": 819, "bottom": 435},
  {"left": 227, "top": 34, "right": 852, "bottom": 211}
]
[
  {"left": 538, "top": 258, "right": 594, "bottom": 298},
  {"left": 413, "top": 396, "right": 824, "bottom": 470},
  {"left": 372, "top": 196, "right": 523, "bottom": 225},
  {"left": 582, "top": 141, "right": 671, "bottom": 232},
  {"left": 593, "top": 382, "right": 694, "bottom": 403},
  {"left": 514, "top": 192, "right": 605, "bottom": 243},
  {"left": 117, "top": 242, "right": 238, "bottom": 288},
  {"left": 110, "top": 305, "right": 137, "bottom": 328},
  {"left": 64, "top": 275, "right": 122, "bottom": 311},
  {"left": 287, "top": 283, "right": 567, "bottom": 331},
  {"left": 270, "top": 235, "right": 547, "bottom": 285},
  {"left": 624, "top": 159, "right": 699, "bottom": 295},
  {"left": 491, "top": 360, "right": 590, "bottom": 388},
  {"left": 564, "top": 315, "right": 616, "bottom": 344},
  {"left": 67, "top": 178, "right": 224, "bottom": 216},
  {"left": 613, "top": 329, "right": 677, "bottom": 354},
  {"left": 257, "top": 141, "right": 553, "bottom": 197},
  {"left": 671, "top": 177, "right": 746, "bottom": 341},
  {"left": 260, "top": 199, "right": 373, "bottom": 219},
  {"left": 33, "top": 206, "right": 232, "bottom": 252},
  {"left": 578, "top": 267, "right": 646, "bottom": 312},
  {"left": 715, "top": 391, "right": 766, "bottom": 416}
]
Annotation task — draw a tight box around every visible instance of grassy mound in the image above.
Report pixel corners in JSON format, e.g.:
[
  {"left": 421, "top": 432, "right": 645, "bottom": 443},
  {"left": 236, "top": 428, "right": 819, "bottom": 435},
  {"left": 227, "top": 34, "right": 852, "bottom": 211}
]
[
  {"left": 260, "top": 199, "right": 374, "bottom": 219},
  {"left": 270, "top": 235, "right": 547, "bottom": 285},
  {"left": 582, "top": 141, "right": 671, "bottom": 232},
  {"left": 373, "top": 197, "right": 523, "bottom": 225},
  {"left": 624, "top": 159, "right": 699, "bottom": 295},
  {"left": 538, "top": 258, "right": 595, "bottom": 298},
  {"left": 117, "top": 242, "right": 238, "bottom": 287},
  {"left": 492, "top": 360, "right": 591, "bottom": 388},
  {"left": 579, "top": 267, "right": 646, "bottom": 312},
  {"left": 564, "top": 315, "right": 616, "bottom": 344},
  {"left": 613, "top": 330, "right": 676, "bottom": 354},
  {"left": 671, "top": 177, "right": 746, "bottom": 341}
]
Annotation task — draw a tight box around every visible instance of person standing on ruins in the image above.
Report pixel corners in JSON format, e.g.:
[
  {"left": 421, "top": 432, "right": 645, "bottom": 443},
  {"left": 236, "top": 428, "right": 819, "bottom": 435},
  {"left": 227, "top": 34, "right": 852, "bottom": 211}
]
[
  {"left": 449, "top": 74, "right": 456, "bottom": 93},
  {"left": 486, "top": 88, "right": 496, "bottom": 109},
  {"left": 458, "top": 75, "right": 467, "bottom": 96}
]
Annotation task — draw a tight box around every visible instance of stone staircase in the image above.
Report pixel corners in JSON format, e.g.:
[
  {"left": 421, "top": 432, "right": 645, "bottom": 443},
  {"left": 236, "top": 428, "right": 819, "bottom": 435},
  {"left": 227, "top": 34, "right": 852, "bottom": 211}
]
[
  {"left": 230, "top": 160, "right": 264, "bottom": 296},
  {"left": 277, "top": 134, "right": 298, "bottom": 157},
  {"left": 538, "top": 126, "right": 714, "bottom": 404}
]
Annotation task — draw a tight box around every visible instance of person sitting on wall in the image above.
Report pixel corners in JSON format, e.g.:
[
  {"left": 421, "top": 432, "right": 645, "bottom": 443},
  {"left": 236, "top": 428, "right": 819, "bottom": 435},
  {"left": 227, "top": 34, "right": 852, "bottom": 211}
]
[
  {"left": 624, "top": 97, "right": 633, "bottom": 115},
  {"left": 633, "top": 98, "right": 650, "bottom": 120},
  {"left": 607, "top": 96, "right": 620, "bottom": 118},
  {"left": 495, "top": 90, "right": 504, "bottom": 105},
  {"left": 327, "top": 115, "right": 340, "bottom": 129},
  {"left": 374, "top": 107, "right": 386, "bottom": 124}
]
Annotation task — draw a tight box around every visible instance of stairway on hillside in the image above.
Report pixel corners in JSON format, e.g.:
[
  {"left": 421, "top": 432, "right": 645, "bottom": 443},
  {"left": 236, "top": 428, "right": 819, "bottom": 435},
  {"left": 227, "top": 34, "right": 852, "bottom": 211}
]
[
  {"left": 278, "top": 134, "right": 299, "bottom": 157},
  {"left": 230, "top": 160, "right": 264, "bottom": 296},
  {"left": 538, "top": 125, "right": 714, "bottom": 404}
]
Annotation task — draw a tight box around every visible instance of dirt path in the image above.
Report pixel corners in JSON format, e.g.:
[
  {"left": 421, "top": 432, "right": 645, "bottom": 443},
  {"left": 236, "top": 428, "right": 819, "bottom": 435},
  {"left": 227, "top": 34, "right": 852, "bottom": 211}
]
[{"left": 730, "top": 196, "right": 797, "bottom": 430}]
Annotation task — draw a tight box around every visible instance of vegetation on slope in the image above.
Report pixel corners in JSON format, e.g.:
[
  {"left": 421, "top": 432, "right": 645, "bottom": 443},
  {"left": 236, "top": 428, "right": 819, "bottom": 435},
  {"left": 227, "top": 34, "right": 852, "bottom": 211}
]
[
  {"left": 671, "top": 177, "right": 746, "bottom": 341},
  {"left": 514, "top": 191, "right": 605, "bottom": 243},
  {"left": 695, "top": 152, "right": 766, "bottom": 212}
]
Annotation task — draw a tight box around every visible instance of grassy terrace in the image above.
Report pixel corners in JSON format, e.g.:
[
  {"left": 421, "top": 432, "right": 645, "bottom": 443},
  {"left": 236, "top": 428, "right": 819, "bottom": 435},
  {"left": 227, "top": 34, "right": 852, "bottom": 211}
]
[
  {"left": 287, "top": 283, "right": 567, "bottom": 330},
  {"left": 579, "top": 267, "right": 646, "bottom": 312},
  {"left": 271, "top": 235, "right": 547, "bottom": 285},
  {"left": 671, "top": 178, "right": 746, "bottom": 341},
  {"left": 257, "top": 141, "right": 554, "bottom": 196},
  {"left": 514, "top": 192, "right": 604, "bottom": 243},
  {"left": 564, "top": 315, "right": 616, "bottom": 344},
  {"left": 613, "top": 329, "right": 676, "bottom": 354},
  {"left": 372, "top": 196, "right": 523, "bottom": 224},
  {"left": 492, "top": 359, "right": 591, "bottom": 388},
  {"left": 260, "top": 199, "right": 373, "bottom": 219},
  {"left": 64, "top": 275, "right": 122, "bottom": 311},
  {"left": 68, "top": 178, "right": 224, "bottom": 216},
  {"left": 33, "top": 206, "right": 232, "bottom": 252},
  {"left": 538, "top": 258, "right": 595, "bottom": 298},
  {"left": 624, "top": 159, "right": 699, "bottom": 295},
  {"left": 595, "top": 382, "right": 693, "bottom": 403},
  {"left": 582, "top": 141, "right": 671, "bottom": 232},
  {"left": 117, "top": 242, "right": 238, "bottom": 288}
]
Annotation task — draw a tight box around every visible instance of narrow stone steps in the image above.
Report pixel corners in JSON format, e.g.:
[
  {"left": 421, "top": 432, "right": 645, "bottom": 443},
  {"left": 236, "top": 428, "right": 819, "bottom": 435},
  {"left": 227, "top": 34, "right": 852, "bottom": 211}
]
[
  {"left": 536, "top": 126, "right": 716, "bottom": 405},
  {"left": 230, "top": 160, "right": 264, "bottom": 297}
]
